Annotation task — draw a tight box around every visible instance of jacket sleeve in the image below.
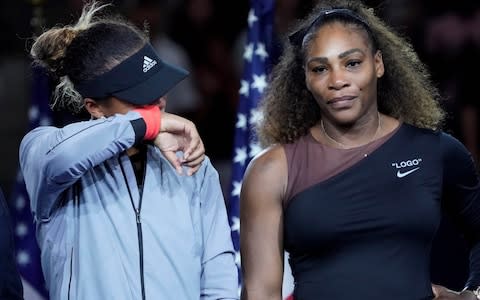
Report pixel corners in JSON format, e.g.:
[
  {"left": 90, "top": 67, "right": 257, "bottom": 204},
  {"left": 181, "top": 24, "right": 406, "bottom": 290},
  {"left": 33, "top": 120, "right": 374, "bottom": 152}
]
[
  {"left": 19, "top": 111, "right": 146, "bottom": 221},
  {"left": 441, "top": 132, "right": 480, "bottom": 289},
  {"left": 199, "top": 161, "right": 239, "bottom": 300}
]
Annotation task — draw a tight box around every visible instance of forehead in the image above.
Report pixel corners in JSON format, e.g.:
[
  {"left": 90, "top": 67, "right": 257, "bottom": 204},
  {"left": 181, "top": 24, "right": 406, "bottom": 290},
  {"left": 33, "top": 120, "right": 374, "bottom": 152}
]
[{"left": 305, "top": 22, "right": 371, "bottom": 57}]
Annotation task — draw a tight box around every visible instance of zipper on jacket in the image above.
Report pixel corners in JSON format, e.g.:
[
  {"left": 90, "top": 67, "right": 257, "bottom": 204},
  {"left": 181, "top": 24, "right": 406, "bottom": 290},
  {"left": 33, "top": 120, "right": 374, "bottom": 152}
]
[
  {"left": 135, "top": 207, "right": 146, "bottom": 300},
  {"left": 68, "top": 183, "right": 80, "bottom": 300},
  {"left": 67, "top": 247, "right": 73, "bottom": 300},
  {"left": 119, "top": 156, "right": 147, "bottom": 300}
]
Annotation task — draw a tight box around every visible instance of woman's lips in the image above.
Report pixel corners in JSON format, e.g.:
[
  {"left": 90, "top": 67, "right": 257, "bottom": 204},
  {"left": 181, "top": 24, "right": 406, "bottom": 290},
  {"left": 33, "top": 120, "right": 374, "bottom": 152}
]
[{"left": 327, "top": 95, "right": 357, "bottom": 109}]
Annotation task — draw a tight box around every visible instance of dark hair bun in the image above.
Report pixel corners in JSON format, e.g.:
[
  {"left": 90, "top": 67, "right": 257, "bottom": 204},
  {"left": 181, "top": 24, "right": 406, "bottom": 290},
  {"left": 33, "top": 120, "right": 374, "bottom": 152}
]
[{"left": 30, "top": 27, "right": 78, "bottom": 76}]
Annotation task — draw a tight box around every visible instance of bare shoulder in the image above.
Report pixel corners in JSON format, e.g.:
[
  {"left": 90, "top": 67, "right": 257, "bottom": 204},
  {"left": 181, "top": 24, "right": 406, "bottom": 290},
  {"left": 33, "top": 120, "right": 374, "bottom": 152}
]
[
  {"left": 245, "top": 144, "right": 286, "bottom": 178},
  {"left": 242, "top": 144, "right": 287, "bottom": 202}
]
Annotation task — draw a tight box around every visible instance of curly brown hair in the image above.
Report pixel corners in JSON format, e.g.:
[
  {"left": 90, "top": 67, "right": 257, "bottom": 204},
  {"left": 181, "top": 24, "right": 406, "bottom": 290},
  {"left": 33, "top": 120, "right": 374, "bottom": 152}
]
[{"left": 257, "top": 0, "right": 444, "bottom": 146}]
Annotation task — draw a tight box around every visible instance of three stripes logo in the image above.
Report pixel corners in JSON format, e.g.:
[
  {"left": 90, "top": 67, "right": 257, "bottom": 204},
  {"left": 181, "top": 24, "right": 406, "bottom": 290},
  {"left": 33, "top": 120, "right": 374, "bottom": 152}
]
[{"left": 143, "top": 56, "right": 157, "bottom": 72}]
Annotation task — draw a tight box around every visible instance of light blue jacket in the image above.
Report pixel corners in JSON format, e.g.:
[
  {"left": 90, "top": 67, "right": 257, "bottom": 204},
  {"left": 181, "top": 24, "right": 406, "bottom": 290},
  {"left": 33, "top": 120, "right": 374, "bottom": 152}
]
[{"left": 20, "top": 111, "right": 238, "bottom": 300}]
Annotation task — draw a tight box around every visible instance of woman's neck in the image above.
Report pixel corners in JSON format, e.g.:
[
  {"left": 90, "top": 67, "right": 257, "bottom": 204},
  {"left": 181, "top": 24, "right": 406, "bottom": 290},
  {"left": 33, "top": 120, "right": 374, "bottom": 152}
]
[
  {"left": 325, "top": 112, "right": 380, "bottom": 148},
  {"left": 313, "top": 113, "right": 401, "bottom": 149}
]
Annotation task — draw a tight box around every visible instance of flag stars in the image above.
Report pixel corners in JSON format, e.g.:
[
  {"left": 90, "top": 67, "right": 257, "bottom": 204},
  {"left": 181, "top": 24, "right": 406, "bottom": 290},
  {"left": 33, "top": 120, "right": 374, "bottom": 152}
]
[
  {"left": 243, "top": 43, "right": 254, "bottom": 62},
  {"left": 28, "top": 106, "right": 39, "bottom": 121},
  {"left": 16, "top": 196, "right": 26, "bottom": 210},
  {"left": 39, "top": 117, "right": 51, "bottom": 126},
  {"left": 17, "top": 250, "right": 31, "bottom": 266},
  {"left": 16, "top": 223, "right": 28, "bottom": 238},
  {"left": 247, "top": 9, "right": 258, "bottom": 28},
  {"left": 231, "top": 181, "right": 242, "bottom": 197},
  {"left": 230, "top": 217, "right": 240, "bottom": 232},
  {"left": 251, "top": 74, "right": 267, "bottom": 93},
  {"left": 249, "top": 109, "right": 263, "bottom": 126},
  {"left": 249, "top": 143, "right": 263, "bottom": 158},
  {"left": 239, "top": 80, "right": 250, "bottom": 97},
  {"left": 236, "top": 113, "right": 247, "bottom": 130},
  {"left": 235, "top": 251, "right": 241, "bottom": 267},
  {"left": 230, "top": 2, "right": 277, "bottom": 288},
  {"left": 255, "top": 43, "right": 269, "bottom": 60},
  {"left": 234, "top": 147, "right": 248, "bottom": 166},
  {"left": 16, "top": 172, "right": 23, "bottom": 182}
]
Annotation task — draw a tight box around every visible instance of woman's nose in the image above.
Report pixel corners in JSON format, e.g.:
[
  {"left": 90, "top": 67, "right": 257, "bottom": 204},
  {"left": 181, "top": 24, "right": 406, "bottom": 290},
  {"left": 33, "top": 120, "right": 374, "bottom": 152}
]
[{"left": 328, "top": 70, "right": 349, "bottom": 90}]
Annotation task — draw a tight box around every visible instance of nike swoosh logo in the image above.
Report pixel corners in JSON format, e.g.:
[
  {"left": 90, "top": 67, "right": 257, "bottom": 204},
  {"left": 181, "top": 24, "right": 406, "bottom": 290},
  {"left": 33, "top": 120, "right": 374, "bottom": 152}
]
[{"left": 397, "top": 167, "right": 420, "bottom": 178}]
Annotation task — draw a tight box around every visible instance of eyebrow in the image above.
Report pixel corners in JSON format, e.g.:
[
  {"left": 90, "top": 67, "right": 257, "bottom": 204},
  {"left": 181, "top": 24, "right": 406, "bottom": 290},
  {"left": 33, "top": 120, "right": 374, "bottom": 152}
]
[{"left": 306, "top": 48, "right": 365, "bottom": 64}]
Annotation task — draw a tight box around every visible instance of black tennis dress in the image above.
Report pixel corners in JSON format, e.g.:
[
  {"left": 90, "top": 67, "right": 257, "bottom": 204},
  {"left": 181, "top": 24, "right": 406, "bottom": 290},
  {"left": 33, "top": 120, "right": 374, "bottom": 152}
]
[{"left": 283, "top": 124, "right": 480, "bottom": 300}]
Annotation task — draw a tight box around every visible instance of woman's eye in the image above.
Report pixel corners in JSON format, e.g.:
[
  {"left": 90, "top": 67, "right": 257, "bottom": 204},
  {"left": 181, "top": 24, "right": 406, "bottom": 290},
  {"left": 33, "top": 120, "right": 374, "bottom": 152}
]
[
  {"left": 312, "top": 66, "right": 327, "bottom": 73},
  {"left": 346, "top": 60, "right": 361, "bottom": 68}
]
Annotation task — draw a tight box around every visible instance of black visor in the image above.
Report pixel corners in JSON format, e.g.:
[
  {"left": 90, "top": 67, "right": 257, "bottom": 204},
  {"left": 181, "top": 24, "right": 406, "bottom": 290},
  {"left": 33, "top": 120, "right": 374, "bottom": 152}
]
[{"left": 75, "top": 43, "right": 189, "bottom": 105}]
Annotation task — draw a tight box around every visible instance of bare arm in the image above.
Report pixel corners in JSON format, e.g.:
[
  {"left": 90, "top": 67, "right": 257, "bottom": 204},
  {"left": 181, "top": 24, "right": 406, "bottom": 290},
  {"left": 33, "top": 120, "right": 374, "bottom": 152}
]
[{"left": 240, "top": 146, "right": 287, "bottom": 300}]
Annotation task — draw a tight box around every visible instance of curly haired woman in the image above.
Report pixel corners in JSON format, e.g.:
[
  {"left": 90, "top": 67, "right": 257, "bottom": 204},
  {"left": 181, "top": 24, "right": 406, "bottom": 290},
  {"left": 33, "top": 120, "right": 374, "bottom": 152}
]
[{"left": 240, "top": 0, "right": 480, "bottom": 299}]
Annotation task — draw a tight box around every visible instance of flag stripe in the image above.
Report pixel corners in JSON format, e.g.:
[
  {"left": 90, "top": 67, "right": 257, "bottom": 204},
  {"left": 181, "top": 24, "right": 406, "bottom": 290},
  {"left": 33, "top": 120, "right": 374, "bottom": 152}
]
[
  {"left": 10, "top": 66, "right": 50, "bottom": 299},
  {"left": 227, "top": 1, "right": 294, "bottom": 298}
]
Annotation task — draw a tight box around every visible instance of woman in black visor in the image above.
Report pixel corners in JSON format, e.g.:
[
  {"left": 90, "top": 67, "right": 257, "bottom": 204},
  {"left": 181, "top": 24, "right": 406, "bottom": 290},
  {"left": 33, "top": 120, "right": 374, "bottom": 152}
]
[{"left": 20, "top": 2, "right": 238, "bottom": 299}]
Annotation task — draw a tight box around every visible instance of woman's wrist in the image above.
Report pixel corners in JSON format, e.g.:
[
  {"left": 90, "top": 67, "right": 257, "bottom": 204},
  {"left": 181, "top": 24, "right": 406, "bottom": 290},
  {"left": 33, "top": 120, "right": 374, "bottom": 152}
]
[{"left": 133, "top": 105, "right": 161, "bottom": 140}]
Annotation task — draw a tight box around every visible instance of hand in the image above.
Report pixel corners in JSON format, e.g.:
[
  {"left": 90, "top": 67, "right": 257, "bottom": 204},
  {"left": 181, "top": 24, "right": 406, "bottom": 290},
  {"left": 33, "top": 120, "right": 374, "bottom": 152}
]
[
  {"left": 432, "top": 284, "right": 477, "bottom": 300},
  {"left": 153, "top": 112, "right": 205, "bottom": 175}
]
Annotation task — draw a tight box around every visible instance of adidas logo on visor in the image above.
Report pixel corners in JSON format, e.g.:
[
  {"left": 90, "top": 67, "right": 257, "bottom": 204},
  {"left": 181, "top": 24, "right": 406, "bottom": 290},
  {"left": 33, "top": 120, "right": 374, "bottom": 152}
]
[{"left": 143, "top": 56, "right": 157, "bottom": 72}]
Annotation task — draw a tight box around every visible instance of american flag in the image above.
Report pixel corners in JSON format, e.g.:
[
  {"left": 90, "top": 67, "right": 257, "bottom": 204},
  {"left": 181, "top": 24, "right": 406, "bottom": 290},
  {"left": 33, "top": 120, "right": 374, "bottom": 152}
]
[
  {"left": 227, "top": 0, "right": 294, "bottom": 298},
  {"left": 9, "top": 66, "right": 50, "bottom": 300}
]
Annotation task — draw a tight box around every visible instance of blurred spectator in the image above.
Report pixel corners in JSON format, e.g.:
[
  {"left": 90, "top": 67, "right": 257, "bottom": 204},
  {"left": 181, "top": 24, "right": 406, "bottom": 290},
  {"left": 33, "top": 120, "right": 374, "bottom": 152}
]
[
  {"left": 457, "top": 8, "right": 480, "bottom": 167},
  {"left": 423, "top": 2, "right": 480, "bottom": 167},
  {"left": 0, "top": 0, "right": 41, "bottom": 196},
  {"left": 233, "top": 0, "right": 315, "bottom": 77},
  {"left": 128, "top": 0, "right": 201, "bottom": 116},
  {"left": 421, "top": 1, "right": 480, "bottom": 291},
  {"left": 169, "top": 0, "right": 248, "bottom": 164}
]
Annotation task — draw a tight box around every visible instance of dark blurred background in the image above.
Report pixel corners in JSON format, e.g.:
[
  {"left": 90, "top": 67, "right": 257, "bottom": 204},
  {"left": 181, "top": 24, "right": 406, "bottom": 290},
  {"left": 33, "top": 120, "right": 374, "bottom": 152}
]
[{"left": 1, "top": 0, "right": 479, "bottom": 293}]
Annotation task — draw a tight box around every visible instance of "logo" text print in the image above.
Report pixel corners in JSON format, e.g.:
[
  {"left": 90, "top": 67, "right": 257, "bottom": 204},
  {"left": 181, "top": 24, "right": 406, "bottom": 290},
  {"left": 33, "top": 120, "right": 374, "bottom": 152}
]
[{"left": 391, "top": 158, "right": 422, "bottom": 169}]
